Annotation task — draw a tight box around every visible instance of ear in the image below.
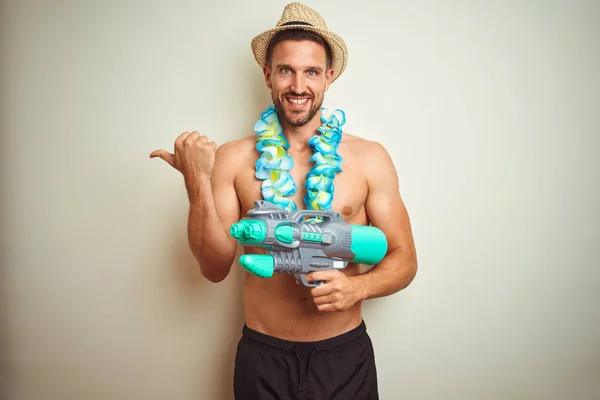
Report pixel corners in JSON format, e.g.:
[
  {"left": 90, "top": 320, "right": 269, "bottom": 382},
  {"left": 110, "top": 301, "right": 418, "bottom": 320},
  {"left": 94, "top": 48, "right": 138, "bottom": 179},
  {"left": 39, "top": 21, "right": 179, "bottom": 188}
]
[
  {"left": 324, "top": 68, "right": 335, "bottom": 91},
  {"left": 263, "top": 65, "right": 272, "bottom": 89}
]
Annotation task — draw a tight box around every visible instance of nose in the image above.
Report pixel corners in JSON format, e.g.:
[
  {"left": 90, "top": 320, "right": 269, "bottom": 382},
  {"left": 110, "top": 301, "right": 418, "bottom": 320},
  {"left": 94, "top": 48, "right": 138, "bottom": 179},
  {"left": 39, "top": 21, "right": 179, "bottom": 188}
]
[{"left": 290, "top": 73, "right": 307, "bottom": 94}]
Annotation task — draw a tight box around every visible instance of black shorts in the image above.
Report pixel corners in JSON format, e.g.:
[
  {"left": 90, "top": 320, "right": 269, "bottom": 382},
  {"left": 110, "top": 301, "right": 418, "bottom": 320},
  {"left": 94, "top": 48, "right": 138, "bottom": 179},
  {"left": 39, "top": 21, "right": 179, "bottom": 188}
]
[{"left": 233, "top": 320, "right": 378, "bottom": 400}]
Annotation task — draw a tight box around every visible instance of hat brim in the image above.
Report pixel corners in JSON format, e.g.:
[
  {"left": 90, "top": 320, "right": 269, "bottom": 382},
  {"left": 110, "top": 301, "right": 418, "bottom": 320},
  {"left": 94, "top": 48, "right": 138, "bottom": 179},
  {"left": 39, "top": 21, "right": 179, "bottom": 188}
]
[{"left": 251, "top": 24, "right": 348, "bottom": 83}]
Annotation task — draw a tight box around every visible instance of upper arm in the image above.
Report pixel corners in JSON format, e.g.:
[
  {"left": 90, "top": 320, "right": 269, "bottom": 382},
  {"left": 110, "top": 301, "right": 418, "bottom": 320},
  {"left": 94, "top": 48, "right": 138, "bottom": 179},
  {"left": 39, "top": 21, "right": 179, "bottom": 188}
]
[
  {"left": 210, "top": 141, "right": 242, "bottom": 232},
  {"left": 364, "top": 141, "right": 417, "bottom": 260}
]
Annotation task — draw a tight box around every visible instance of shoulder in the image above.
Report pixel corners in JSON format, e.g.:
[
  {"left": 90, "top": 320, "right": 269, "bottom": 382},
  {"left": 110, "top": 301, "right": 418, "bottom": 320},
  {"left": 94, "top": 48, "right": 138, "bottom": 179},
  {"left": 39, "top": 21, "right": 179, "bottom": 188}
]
[
  {"left": 342, "top": 132, "right": 397, "bottom": 186},
  {"left": 215, "top": 134, "right": 256, "bottom": 162},
  {"left": 341, "top": 132, "right": 391, "bottom": 161},
  {"left": 212, "top": 135, "right": 257, "bottom": 182}
]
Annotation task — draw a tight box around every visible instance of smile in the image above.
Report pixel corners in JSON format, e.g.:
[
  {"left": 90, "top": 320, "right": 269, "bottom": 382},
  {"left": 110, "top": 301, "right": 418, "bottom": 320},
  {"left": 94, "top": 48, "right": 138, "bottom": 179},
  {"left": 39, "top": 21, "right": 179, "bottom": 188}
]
[
  {"left": 286, "top": 97, "right": 311, "bottom": 108},
  {"left": 288, "top": 98, "right": 308, "bottom": 104}
]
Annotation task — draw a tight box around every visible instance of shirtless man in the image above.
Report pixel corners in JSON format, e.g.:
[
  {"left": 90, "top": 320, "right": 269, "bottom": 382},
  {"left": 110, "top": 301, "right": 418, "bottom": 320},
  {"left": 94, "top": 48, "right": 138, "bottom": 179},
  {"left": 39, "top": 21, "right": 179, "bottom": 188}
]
[{"left": 150, "top": 3, "right": 417, "bottom": 399}]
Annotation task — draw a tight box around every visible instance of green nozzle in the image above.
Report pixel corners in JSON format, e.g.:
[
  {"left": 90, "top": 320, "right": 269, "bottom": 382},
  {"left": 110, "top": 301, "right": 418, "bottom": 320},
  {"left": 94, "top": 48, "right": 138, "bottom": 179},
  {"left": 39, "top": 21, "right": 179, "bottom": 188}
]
[
  {"left": 274, "top": 224, "right": 295, "bottom": 243},
  {"left": 239, "top": 254, "right": 275, "bottom": 278},
  {"left": 230, "top": 220, "right": 267, "bottom": 244},
  {"left": 349, "top": 225, "right": 388, "bottom": 265}
]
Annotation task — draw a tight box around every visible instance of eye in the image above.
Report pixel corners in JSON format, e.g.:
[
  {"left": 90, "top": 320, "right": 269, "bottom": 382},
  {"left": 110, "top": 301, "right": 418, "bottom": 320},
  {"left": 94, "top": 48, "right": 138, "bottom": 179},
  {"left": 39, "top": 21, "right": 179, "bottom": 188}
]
[
  {"left": 281, "top": 68, "right": 292, "bottom": 75},
  {"left": 307, "top": 70, "right": 319, "bottom": 77}
]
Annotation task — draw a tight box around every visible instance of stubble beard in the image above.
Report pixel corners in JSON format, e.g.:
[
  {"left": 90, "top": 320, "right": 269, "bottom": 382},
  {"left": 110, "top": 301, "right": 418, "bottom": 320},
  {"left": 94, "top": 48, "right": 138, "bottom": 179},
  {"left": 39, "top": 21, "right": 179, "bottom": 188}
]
[{"left": 272, "top": 93, "right": 323, "bottom": 127}]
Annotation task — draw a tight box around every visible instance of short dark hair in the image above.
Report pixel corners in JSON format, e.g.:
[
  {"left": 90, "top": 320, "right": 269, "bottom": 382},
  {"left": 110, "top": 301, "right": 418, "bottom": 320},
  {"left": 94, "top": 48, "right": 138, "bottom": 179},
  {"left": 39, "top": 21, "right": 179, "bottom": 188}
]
[{"left": 266, "top": 29, "right": 333, "bottom": 69}]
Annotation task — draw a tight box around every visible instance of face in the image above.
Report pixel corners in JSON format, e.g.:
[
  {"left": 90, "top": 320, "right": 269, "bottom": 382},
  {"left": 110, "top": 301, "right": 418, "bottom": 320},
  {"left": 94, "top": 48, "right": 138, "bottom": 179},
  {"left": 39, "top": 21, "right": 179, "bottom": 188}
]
[{"left": 264, "top": 40, "right": 334, "bottom": 127}]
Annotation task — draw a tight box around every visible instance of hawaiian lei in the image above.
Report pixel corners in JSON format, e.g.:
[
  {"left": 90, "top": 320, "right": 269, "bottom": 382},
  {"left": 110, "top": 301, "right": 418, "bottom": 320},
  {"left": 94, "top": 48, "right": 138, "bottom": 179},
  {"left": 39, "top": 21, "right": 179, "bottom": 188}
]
[{"left": 254, "top": 104, "right": 346, "bottom": 215}]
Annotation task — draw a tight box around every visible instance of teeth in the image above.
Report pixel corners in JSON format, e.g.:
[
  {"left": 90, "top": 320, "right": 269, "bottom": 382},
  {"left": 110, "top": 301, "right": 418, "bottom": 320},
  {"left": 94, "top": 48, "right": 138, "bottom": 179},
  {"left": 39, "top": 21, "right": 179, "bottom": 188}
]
[{"left": 288, "top": 98, "right": 308, "bottom": 105}]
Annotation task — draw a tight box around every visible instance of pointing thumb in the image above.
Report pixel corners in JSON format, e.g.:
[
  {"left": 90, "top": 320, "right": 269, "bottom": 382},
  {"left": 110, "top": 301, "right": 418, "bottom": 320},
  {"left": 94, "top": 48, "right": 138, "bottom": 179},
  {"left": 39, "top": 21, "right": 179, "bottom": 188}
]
[{"left": 149, "top": 149, "right": 175, "bottom": 168}]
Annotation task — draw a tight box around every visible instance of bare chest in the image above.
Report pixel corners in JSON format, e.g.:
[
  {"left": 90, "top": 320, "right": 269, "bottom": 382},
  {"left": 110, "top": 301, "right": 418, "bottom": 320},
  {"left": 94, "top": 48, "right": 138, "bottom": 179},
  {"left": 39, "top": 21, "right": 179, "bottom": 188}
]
[{"left": 235, "top": 149, "right": 368, "bottom": 223}]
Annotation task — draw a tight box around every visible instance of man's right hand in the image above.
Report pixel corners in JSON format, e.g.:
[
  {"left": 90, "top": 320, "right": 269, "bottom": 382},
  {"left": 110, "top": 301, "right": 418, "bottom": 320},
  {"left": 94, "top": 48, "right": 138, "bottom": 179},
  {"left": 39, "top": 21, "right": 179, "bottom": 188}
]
[
  {"left": 150, "top": 132, "right": 241, "bottom": 282},
  {"left": 150, "top": 131, "right": 217, "bottom": 187}
]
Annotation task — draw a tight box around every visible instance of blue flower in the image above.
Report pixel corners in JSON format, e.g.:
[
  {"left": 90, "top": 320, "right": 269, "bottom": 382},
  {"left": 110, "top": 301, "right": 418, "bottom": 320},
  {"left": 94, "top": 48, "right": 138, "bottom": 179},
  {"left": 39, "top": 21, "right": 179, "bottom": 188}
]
[
  {"left": 255, "top": 148, "right": 294, "bottom": 171},
  {"left": 270, "top": 172, "right": 296, "bottom": 196},
  {"left": 262, "top": 185, "right": 276, "bottom": 202},
  {"left": 256, "top": 137, "right": 287, "bottom": 148},
  {"left": 307, "top": 164, "right": 337, "bottom": 179},
  {"left": 275, "top": 196, "right": 297, "bottom": 212},
  {"left": 305, "top": 190, "right": 333, "bottom": 210},
  {"left": 306, "top": 175, "right": 333, "bottom": 192},
  {"left": 261, "top": 104, "right": 277, "bottom": 119},
  {"left": 319, "top": 127, "right": 342, "bottom": 144},
  {"left": 254, "top": 164, "right": 270, "bottom": 180},
  {"left": 320, "top": 108, "right": 346, "bottom": 128},
  {"left": 311, "top": 139, "right": 334, "bottom": 155},
  {"left": 309, "top": 152, "right": 342, "bottom": 167}
]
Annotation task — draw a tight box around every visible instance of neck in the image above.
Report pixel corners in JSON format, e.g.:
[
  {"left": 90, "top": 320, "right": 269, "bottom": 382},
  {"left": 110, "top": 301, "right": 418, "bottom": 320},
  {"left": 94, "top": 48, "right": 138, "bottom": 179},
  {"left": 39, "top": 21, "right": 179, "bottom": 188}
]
[{"left": 280, "top": 110, "right": 323, "bottom": 151}]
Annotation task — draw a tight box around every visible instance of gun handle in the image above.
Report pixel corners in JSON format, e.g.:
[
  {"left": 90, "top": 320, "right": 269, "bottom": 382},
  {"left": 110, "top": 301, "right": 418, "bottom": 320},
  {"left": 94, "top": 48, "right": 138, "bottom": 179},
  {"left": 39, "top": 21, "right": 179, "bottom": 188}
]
[
  {"left": 289, "top": 209, "right": 343, "bottom": 223},
  {"left": 295, "top": 273, "right": 323, "bottom": 287}
]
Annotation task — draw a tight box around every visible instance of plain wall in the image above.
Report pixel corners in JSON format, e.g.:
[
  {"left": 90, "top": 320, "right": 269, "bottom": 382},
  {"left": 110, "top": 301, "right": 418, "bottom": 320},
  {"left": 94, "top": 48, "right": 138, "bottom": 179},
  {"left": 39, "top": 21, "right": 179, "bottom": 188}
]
[{"left": 1, "top": 0, "right": 599, "bottom": 399}]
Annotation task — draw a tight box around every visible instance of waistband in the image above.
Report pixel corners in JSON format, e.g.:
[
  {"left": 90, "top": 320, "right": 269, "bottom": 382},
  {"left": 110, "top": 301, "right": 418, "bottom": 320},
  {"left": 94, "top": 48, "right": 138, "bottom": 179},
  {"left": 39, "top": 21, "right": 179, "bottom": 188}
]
[{"left": 242, "top": 320, "right": 367, "bottom": 351}]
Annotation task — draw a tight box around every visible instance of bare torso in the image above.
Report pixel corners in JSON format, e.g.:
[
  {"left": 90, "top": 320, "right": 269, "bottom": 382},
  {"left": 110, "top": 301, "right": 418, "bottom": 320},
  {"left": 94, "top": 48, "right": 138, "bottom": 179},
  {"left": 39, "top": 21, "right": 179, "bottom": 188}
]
[{"left": 232, "top": 133, "right": 370, "bottom": 341}]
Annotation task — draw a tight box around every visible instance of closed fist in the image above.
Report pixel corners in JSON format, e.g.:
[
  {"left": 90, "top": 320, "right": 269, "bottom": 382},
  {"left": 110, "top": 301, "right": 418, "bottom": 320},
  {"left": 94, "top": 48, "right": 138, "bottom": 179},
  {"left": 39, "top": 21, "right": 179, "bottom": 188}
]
[{"left": 150, "top": 131, "right": 217, "bottom": 181}]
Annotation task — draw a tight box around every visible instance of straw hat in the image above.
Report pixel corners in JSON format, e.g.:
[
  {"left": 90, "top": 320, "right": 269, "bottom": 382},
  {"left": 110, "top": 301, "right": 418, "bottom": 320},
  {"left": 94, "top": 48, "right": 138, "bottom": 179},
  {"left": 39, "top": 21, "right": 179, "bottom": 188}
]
[{"left": 250, "top": 2, "right": 348, "bottom": 82}]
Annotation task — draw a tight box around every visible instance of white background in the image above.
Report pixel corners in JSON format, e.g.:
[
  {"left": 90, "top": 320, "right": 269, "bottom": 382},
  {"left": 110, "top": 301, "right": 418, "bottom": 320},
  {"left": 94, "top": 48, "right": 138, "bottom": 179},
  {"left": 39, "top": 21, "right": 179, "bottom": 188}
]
[{"left": 1, "top": 0, "right": 599, "bottom": 399}]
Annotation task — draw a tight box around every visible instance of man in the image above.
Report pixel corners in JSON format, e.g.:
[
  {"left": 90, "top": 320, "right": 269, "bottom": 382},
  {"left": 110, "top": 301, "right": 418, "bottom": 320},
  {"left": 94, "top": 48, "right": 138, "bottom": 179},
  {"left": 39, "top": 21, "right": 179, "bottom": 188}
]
[{"left": 150, "top": 3, "right": 417, "bottom": 399}]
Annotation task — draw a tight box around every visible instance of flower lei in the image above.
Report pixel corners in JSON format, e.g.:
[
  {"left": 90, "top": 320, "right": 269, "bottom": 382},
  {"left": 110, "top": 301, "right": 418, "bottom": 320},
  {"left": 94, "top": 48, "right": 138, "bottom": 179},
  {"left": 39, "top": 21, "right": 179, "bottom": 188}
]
[{"left": 254, "top": 104, "right": 346, "bottom": 217}]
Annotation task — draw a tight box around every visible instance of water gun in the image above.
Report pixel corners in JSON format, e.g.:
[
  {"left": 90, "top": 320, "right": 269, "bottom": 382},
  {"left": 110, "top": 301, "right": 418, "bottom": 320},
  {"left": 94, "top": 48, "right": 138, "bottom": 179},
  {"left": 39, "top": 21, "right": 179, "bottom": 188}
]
[{"left": 229, "top": 200, "right": 388, "bottom": 287}]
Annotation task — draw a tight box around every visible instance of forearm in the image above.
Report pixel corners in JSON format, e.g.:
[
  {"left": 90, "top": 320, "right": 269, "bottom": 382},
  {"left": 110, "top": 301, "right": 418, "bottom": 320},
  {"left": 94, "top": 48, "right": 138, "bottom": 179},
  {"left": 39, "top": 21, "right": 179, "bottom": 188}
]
[
  {"left": 354, "top": 247, "right": 417, "bottom": 300},
  {"left": 186, "top": 179, "right": 236, "bottom": 282}
]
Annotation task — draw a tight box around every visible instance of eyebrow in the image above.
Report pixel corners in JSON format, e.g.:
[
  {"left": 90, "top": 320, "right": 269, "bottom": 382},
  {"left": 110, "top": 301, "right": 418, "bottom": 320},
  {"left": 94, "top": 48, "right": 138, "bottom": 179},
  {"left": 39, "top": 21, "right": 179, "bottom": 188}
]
[
  {"left": 275, "top": 64, "right": 324, "bottom": 73},
  {"left": 307, "top": 66, "right": 324, "bottom": 73}
]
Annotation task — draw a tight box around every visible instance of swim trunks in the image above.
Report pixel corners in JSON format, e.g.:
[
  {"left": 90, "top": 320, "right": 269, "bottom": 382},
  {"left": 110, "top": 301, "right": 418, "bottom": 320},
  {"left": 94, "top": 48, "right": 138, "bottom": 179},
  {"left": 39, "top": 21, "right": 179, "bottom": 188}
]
[{"left": 233, "top": 320, "right": 378, "bottom": 399}]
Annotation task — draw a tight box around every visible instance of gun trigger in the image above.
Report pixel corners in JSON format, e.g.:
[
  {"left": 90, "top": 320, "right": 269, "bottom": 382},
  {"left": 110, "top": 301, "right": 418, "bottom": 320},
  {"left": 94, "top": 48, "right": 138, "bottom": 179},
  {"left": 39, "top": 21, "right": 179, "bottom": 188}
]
[{"left": 298, "top": 274, "right": 322, "bottom": 287}]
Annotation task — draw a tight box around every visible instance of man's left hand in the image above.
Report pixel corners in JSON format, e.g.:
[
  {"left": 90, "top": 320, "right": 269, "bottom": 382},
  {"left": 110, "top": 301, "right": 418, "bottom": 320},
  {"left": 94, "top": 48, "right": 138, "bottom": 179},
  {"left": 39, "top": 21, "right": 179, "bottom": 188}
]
[{"left": 306, "top": 270, "right": 364, "bottom": 312}]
